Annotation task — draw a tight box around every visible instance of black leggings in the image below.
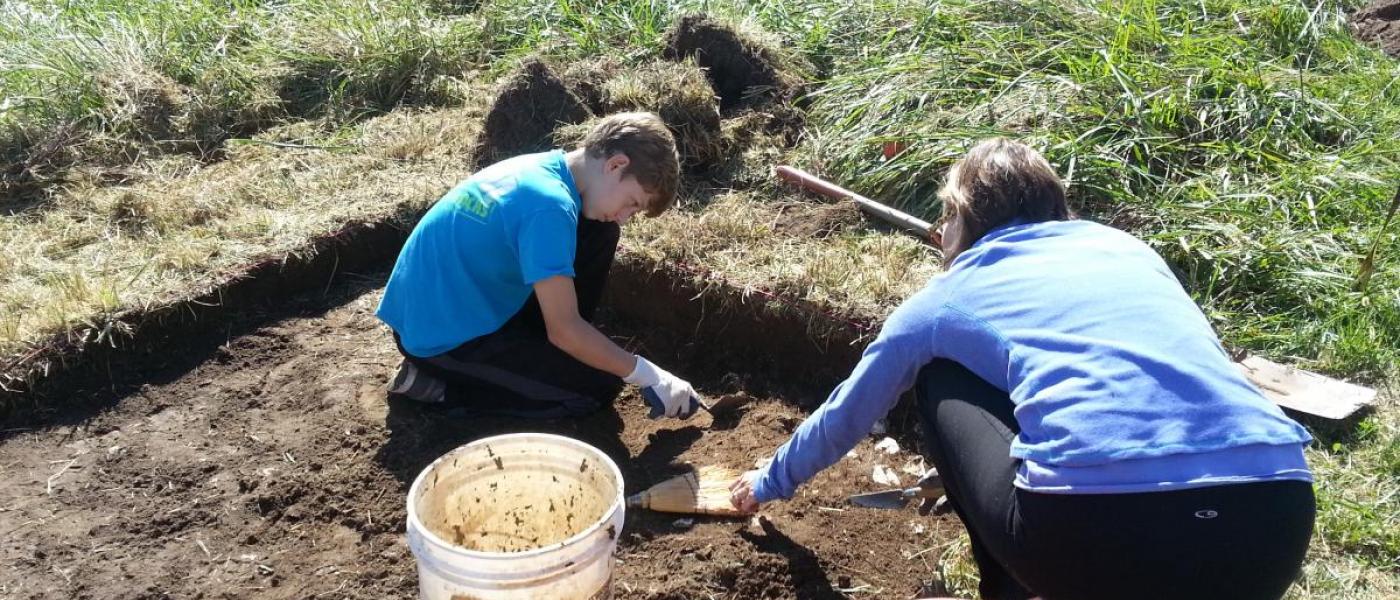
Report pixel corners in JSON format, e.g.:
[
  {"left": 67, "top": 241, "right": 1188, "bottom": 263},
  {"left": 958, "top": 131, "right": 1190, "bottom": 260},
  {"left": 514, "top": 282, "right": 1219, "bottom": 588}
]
[
  {"left": 915, "top": 359, "right": 1315, "bottom": 600},
  {"left": 395, "top": 218, "right": 624, "bottom": 418}
]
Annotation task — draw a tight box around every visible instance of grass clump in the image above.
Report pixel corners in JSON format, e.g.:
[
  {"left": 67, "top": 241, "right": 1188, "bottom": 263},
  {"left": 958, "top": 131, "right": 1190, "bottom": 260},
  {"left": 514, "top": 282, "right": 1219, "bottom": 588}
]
[
  {"left": 602, "top": 59, "right": 723, "bottom": 169},
  {"left": 0, "top": 0, "right": 484, "bottom": 205}
]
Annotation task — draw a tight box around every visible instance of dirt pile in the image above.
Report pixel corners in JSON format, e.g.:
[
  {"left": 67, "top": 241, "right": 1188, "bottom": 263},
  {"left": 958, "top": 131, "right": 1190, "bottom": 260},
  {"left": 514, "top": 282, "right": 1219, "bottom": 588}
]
[
  {"left": 475, "top": 14, "right": 805, "bottom": 183},
  {"left": 663, "top": 14, "right": 798, "bottom": 111},
  {"left": 773, "top": 201, "right": 866, "bottom": 239},
  {"left": 474, "top": 58, "right": 592, "bottom": 168},
  {"left": 1352, "top": 0, "right": 1400, "bottom": 57}
]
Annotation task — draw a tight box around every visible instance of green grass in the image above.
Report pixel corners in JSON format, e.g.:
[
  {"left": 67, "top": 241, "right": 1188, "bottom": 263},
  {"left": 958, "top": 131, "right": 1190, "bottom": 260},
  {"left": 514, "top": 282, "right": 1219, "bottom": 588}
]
[
  {"left": 0, "top": 0, "right": 484, "bottom": 183},
  {"left": 782, "top": 0, "right": 1400, "bottom": 378},
  {"left": 2, "top": 0, "right": 1398, "bottom": 597}
]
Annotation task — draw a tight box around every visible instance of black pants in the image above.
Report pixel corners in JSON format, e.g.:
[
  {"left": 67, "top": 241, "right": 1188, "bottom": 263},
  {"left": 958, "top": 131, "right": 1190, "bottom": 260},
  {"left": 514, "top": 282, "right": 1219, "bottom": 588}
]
[
  {"left": 395, "top": 218, "right": 625, "bottom": 418},
  {"left": 915, "top": 359, "right": 1315, "bottom": 600}
]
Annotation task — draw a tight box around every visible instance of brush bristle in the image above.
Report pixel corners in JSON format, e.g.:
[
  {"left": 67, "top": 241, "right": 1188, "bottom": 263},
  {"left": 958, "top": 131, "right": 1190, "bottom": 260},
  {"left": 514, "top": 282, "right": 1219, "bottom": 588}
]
[{"left": 630, "top": 465, "right": 746, "bottom": 517}]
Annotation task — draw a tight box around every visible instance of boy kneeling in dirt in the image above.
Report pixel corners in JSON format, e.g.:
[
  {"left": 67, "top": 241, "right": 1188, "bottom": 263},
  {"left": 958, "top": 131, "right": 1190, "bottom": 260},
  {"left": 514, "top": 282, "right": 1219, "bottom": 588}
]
[{"left": 376, "top": 112, "right": 701, "bottom": 420}]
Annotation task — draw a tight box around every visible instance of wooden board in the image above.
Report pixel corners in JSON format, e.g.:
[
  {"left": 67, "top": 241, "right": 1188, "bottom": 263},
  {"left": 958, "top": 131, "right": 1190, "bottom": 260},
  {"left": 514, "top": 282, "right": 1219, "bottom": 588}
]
[{"left": 1237, "top": 355, "right": 1377, "bottom": 420}]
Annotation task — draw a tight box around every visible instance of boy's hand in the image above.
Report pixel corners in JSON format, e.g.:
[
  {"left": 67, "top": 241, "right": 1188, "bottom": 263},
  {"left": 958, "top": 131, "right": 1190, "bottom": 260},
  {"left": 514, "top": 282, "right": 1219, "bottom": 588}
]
[{"left": 624, "top": 356, "right": 700, "bottom": 419}]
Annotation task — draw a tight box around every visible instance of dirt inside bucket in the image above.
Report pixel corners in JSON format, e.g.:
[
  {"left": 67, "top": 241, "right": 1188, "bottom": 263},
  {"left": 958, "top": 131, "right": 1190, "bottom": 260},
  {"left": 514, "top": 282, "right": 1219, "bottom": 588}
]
[
  {"left": 0, "top": 272, "right": 962, "bottom": 599},
  {"left": 417, "top": 442, "right": 618, "bottom": 553},
  {"left": 1352, "top": 0, "right": 1400, "bottom": 57}
]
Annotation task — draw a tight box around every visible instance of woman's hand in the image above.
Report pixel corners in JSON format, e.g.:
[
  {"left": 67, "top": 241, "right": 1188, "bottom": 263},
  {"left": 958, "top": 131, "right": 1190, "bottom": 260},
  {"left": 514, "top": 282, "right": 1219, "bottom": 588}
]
[{"left": 729, "top": 469, "right": 764, "bottom": 514}]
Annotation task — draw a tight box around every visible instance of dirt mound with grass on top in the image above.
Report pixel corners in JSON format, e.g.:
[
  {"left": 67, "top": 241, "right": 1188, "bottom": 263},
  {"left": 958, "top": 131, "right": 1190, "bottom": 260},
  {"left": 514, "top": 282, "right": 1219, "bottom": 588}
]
[
  {"left": 474, "top": 58, "right": 592, "bottom": 168},
  {"left": 663, "top": 14, "right": 798, "bottom": 111},
  {"left": 1352, "top": 0, "right": 1400, "bottom": 57},
  {"left": 479, "top": 16, "right": 806, "bottom": 182},
  {"left": 562, "top": 57, "right": 625, "bottom": 115},
  {"left": 601, "top": 60, "right": 723, "bottom": 170}
]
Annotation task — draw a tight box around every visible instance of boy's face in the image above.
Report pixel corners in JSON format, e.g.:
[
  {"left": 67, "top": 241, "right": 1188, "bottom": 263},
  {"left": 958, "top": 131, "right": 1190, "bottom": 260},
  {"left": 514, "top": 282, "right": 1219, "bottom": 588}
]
[{"left": 583, "top": 153, "right": 651, "bottom": 225}]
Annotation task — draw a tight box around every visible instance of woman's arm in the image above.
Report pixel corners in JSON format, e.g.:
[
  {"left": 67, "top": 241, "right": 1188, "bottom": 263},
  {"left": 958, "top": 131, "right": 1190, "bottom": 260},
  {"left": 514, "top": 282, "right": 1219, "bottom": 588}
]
[{"left": 751, "top": 305, "right": 939, "bottom": 503}]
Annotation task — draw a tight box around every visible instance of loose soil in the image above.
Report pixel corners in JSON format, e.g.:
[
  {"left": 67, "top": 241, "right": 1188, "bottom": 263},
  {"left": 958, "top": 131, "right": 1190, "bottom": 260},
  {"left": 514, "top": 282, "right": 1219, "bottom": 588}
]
[
  {"left": 663, "top": 15, "right": 794, "bottom": 111},
  {"left": 1, "top": 272, "right": 962, "bottom": 599},
  {"left": 474, "top": 58, "right": 593, "bottom": 168},
  {"left": 773, "top": 201, "right": 867, "bottom": 239},
  {"left": 1353, "top": 0, "right": 1400, "bottom": 57}
]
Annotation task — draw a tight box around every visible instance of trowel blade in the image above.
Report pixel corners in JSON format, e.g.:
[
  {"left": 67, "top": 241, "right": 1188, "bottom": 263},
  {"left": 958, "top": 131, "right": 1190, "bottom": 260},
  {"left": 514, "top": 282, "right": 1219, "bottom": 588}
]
[
  {"left": 848, "top": 489, "right": 910, "bottom": 510},
  {"left": 699, "top": 393, "right": 749, "bottom": 415}
]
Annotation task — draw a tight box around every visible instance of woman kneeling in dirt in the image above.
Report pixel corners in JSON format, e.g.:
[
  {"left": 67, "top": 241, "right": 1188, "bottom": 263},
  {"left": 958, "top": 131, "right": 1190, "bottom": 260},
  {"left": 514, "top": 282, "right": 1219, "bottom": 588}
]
[{"left": 729, "top": 139, "right": 1315, "bottom": 600}]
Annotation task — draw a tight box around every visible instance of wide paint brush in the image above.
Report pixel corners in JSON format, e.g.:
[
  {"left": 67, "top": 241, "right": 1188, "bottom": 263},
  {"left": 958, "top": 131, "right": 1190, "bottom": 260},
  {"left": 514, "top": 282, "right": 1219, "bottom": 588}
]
[{"left": 626, "top": 465, "right": 748, "bottom": 517}]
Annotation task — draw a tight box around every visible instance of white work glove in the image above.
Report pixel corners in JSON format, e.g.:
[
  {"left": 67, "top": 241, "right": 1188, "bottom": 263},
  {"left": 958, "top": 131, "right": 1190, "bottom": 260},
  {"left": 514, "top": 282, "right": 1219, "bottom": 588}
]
[{"left": 624, "top": 356, "right": 700, "bottom": 420}]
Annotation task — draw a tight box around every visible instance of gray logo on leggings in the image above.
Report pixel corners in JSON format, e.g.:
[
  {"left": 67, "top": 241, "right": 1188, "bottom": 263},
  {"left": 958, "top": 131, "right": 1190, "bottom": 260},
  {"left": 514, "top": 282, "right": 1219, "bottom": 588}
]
[{"left": 1194, "top": 509, "right": 1219, "bottom": 519}]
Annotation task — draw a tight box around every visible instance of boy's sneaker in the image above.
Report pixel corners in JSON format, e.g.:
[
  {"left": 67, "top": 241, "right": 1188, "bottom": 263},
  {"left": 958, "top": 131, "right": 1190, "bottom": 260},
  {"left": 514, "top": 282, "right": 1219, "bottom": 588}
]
[{"left": 387, "top": 360, "right": 446, "bottom": 404}]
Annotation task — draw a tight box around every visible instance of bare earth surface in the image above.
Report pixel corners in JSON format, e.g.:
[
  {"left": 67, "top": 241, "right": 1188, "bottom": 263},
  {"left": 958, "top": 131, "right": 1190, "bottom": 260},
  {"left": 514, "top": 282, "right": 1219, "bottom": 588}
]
[
  {"left": 0, "top": 273, "right": 961, "bottom": 599},
  {"left": 1353, "top": 0, "right": 1400, "bottom": 57}
]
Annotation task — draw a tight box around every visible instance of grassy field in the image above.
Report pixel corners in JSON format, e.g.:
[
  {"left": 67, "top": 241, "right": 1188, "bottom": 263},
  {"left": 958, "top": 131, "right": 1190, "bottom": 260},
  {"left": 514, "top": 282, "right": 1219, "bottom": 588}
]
[{"left": 2, "top": 0, "right": 1398, "bottom": 597}]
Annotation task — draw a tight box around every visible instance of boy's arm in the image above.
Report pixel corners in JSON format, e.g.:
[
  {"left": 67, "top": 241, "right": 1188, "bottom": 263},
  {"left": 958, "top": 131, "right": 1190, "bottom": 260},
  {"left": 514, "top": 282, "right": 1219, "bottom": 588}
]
[
  {"left": 535, "top": 275, "right": 701, "bottom": 419},
  {"left": 533, "top": 275, "right": 635, "bottom": 376}
]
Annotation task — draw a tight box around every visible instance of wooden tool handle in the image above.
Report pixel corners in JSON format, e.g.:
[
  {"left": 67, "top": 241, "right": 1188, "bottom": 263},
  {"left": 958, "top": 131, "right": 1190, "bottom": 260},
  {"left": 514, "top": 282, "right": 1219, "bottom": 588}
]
[
  {"left": 774, "top": 165, "right": 936, "bottom": 240},
  {"left": 774, "top": 165, "right": 860, "bottom": 201}
]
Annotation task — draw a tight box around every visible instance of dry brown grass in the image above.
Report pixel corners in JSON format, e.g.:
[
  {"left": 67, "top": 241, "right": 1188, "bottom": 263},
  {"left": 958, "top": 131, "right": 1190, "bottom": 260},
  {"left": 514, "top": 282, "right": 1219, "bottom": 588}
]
[
  {"left": 602, "top": 59, "right": 723, "bottom": 169},
  {"left": 0, "top": 100, "right": 490, "bottom": 381},
  {"left": 625, "top": 190, "right": 941, "bottom": 324}
]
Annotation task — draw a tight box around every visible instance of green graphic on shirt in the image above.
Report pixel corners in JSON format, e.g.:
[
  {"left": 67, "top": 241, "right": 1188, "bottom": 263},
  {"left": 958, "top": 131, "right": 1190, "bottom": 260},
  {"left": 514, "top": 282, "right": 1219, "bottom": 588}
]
[
  {"left": 450, "top": 175, "right": 511, "bottom": 222},
  {"left": 455, "top": 192, "right": 496, "bottom": 220}
]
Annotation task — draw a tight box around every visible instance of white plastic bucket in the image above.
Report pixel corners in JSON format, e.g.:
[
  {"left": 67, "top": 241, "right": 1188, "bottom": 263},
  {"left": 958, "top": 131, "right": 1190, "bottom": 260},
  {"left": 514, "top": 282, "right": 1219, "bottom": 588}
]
[{"left": 406, "top": 433, "right": 625, "bottom": 600}]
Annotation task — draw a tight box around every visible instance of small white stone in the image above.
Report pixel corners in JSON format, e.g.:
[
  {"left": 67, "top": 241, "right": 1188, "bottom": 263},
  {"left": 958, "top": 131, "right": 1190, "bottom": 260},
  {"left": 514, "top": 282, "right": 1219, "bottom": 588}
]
[
  {"left": 672, "top": 518, "right": 695, "bottom": 530},
  {"left": 872, "top": 465, "right": 902, "bottom": 487},
  {"left": 874, "top": 437, "right": 900, "bottom": 455},
  {"left": 900, "top": 456, "right": 927, "bottom": 476}
]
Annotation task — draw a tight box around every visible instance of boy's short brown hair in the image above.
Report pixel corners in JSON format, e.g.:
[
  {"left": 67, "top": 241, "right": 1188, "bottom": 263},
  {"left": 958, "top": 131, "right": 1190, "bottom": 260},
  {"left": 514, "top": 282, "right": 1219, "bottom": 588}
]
[
  {"left": 580, "top": 112, "right": 681, "bottom": 217},
  {"left": 938, "top": 138, "right": 1070, "bottom": 245}
]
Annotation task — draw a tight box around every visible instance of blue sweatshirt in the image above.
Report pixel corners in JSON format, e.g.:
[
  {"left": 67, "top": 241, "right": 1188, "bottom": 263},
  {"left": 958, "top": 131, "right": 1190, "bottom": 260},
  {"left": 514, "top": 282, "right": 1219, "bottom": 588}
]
[{"left": 755, "top": 219, "right": 1312, "bottom": 502}]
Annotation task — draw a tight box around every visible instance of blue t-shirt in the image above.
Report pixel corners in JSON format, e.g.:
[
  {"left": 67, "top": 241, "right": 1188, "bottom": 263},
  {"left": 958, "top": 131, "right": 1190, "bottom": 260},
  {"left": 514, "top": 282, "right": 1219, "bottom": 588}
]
[
  {"left": 755, "top": 219, "right": 1313, "bottom": 502},
  {"left": 377, "top": 150, "right": 580, "bottom": 357}
]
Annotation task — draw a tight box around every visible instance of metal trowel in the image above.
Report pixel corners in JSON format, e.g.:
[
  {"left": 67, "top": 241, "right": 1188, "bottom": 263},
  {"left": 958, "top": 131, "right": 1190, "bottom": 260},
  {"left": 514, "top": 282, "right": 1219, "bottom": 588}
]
[
  {"left": 849, "top": 468, "right": 944, "bottom": 510},
  {"left": 696, "top": 392, "right": 750, "bottom": 416}
]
